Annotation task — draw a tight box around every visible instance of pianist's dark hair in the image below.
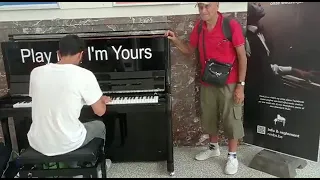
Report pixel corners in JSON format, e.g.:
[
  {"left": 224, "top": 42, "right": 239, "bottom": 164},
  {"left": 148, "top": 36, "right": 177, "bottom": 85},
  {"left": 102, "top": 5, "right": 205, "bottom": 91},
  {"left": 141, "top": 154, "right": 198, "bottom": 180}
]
[{"left": 59, "top": 34, "right": 86, "bottom": 57}]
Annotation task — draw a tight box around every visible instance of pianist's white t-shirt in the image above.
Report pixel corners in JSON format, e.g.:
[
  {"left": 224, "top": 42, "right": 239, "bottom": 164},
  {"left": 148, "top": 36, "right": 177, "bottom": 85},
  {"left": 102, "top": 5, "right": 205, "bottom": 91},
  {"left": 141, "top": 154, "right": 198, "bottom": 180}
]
[{"left": 27, "top": 63, "right": 103, "bottom": 156}]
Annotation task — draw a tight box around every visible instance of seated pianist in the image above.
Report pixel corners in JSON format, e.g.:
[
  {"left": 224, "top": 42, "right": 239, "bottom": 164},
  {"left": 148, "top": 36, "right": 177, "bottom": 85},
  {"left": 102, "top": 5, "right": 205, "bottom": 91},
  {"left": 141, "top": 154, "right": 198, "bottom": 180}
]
[{"left": 27, "top": 34, "right": 112, "bottom": 174}]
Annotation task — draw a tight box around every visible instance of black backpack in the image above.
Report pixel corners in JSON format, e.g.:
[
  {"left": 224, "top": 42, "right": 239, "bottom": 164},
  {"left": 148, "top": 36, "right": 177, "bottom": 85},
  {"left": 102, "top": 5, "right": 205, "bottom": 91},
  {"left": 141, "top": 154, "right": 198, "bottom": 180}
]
[
  {"left": 0, "top": 142, "right": 12, "bottom": 178},
  {"left": 197, "top": 17, "right": 251, "bottom": 57},
  {"left": 0, "top": 142, "right": 20, "bottom": 178}
]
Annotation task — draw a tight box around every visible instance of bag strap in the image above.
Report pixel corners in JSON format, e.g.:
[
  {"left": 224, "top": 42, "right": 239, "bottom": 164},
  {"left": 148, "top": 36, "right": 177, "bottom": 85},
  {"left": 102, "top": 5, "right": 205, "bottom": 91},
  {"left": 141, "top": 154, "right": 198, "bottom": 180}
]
[
  {"left": 202, "top": 28, "right": 207, "bottom": 61},
  {"left": 197, "top": 17, "right": 233, "bottom": 45},
  {"left": 195, "top": 20, "right": 203, "bottom": 64},
  {"left": 197, "top": 20, "right": 203, "bottom": 54},
  {"left": 197, "top": 20, "right": 203, "bottom": 36},
  {"left": 197, "top": 17, "right": 238, "bottom": 65},
  {"left": 197, "top": 20, "right": 207, "bottom": 61}
]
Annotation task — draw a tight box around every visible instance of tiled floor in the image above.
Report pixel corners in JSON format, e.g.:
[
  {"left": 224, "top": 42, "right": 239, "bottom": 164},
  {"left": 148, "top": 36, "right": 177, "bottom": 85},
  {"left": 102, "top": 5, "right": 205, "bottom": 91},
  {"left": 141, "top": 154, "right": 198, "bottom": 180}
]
[{"left": 106, "top": 144, "right": 320, "bottom": 178}]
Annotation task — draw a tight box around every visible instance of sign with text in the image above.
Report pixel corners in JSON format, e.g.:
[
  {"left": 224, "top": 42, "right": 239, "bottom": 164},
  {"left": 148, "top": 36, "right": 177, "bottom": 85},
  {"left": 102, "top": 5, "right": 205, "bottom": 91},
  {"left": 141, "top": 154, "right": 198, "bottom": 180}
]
[
  {"left": 112, "top": 2, "right": 181, "bottom": 6},
  {"left": 244, "top": 2, "right": 320, "bottom": 162},
  {"left": 1, "top": 35, "right": 167, "bottom": 77},
  {"left": 0, "top": 2, "right": 59, "bottom": 10},
  {"left": 19, "top": 45, "right": 152, "bottom": 64}
]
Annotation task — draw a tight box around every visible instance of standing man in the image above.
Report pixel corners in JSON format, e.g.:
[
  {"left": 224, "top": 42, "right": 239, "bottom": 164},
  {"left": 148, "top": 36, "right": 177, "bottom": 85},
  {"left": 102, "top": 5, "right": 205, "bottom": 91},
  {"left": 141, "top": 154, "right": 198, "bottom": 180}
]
[{"left": 165, "top": 2, "right": 247, "bottom": 175}]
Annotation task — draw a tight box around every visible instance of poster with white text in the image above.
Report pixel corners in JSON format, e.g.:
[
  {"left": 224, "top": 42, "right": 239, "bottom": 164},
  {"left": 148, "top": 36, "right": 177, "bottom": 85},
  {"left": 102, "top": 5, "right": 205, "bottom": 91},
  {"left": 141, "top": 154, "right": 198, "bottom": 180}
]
[{"left": 244, "top": 2, "right": 320, "bottom": 162}]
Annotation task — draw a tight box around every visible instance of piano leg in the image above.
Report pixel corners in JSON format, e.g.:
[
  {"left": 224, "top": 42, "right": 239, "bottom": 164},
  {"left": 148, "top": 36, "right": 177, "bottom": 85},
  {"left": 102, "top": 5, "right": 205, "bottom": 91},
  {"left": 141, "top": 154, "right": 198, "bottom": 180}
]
[
  {"left": 122, "top": 114, "right": 128, "bottom": 137},
  {"left": 13, "top": 117, "right": 31, "bottom": 153},
  {"left": 167, "top": 133, "right": 174, "bottom": 176},
  {"left": 166, "top": 97, "right": 174, "bottom": 176},
  {"left": 1, "top": 117, "right": 12, "bottom": 149},
  {"left": 119, "top": 114, "right": 127, "bottom": 146}
]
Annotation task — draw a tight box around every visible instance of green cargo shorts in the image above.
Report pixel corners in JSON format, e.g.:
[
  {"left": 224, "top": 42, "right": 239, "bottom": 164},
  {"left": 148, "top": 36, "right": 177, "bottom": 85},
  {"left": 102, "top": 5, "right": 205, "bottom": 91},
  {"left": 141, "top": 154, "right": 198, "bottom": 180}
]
[{"left": 200, "top": 84, "right": 244, "bottom": 140}]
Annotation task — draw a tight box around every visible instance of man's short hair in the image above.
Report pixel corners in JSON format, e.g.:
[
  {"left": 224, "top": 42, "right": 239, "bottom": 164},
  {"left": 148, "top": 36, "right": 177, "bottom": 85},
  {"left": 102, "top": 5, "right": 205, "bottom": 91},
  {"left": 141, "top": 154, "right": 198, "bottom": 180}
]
[{"left": 59, "top": 34, "right": 86, "bottom": 57}]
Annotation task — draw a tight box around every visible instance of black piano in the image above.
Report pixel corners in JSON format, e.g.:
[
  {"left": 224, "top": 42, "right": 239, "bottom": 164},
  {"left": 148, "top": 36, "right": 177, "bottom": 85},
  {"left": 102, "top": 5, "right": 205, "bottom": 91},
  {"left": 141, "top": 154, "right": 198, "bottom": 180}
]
[{"left": 0, "top": 31, "right": 174, "bottom": 175}]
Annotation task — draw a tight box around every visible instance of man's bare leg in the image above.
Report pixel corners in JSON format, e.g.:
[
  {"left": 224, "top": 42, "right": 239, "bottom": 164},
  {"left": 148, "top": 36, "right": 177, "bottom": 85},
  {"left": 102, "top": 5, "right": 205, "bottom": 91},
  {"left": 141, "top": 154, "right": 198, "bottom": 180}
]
[{"left": 225, "top": 139, "right": 239, "bottom": 175}]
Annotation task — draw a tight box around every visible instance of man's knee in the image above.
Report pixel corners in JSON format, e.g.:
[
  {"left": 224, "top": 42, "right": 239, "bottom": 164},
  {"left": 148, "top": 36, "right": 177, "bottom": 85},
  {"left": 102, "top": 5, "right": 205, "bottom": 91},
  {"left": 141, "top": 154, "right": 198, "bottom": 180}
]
[
  {"left": 225, "top": 123, "right": 244, "bottom": 140},
  {"left": 200, "top": 108, "right": 220, "bottom": 135},
  {"left": 90, "top": 120, "right": 105, "bottom": 129},
  {"left": 200, "top": 93, "right": 219, "bottom": 135},
  {"left": 224, "top": 104, "right": 245, "bottom": 139},
  {"left": 95, "top": 121, "right": 106, "bottom": 134},
  {"left": 86, "top": 120, "right": 106, "bottom": 138}
]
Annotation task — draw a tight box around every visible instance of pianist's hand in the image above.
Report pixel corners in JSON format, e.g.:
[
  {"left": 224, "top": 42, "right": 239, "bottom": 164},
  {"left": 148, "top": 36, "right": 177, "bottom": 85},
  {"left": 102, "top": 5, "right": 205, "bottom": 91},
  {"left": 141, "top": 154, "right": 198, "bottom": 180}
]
[{"left": 102, "top": 95, "right": 112, "bottom": 104}]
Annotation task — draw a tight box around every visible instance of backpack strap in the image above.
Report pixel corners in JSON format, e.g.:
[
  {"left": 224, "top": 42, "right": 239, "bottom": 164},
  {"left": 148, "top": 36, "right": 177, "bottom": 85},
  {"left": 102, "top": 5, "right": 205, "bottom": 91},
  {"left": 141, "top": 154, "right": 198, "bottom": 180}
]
[
  {"left": 198, "top": 18, "right": 233, "bottom": 43},
  {"left": 197, "top": 17, "right": 241, "bottom": 43},
  {"left": 222, "top": 17, "right": 247, "bottom": 42},
  {"left": 222, "top": 17, "right": 232, "bottom": 42}
]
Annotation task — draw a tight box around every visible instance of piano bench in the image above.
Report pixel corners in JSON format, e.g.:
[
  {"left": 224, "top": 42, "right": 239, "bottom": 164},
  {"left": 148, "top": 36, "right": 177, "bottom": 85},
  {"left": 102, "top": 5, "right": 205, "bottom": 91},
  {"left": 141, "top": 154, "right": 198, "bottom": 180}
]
[{"left": 17, "top": 138, "right": 107, "bottom": 178}]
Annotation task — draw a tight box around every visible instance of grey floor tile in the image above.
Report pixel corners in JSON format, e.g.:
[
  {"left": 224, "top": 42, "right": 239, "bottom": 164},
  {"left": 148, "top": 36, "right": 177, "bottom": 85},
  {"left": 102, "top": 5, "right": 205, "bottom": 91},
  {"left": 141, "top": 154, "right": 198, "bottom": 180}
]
[{"left": 105, "top": 145, "right": 320, "bottom": 178}]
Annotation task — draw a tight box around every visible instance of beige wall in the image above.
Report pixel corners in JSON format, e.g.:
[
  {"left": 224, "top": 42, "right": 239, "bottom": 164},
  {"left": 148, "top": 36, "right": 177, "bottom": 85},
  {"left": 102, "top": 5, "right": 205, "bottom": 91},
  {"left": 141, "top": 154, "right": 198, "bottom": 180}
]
[{"left": 0, "top": 2, "right": 247, "bottom": 22}]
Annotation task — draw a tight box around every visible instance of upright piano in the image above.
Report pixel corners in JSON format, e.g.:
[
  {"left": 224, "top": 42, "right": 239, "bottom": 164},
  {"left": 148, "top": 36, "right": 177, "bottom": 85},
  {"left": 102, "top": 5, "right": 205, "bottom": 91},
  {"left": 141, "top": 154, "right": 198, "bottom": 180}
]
[{"left": 0, "top": 31, "right": 174, "bottom": 175}]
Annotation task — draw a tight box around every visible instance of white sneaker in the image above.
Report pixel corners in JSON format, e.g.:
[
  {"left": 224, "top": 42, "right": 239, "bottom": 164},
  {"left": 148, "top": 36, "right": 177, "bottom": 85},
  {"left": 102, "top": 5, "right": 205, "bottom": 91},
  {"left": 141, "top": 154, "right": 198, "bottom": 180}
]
[
  {"left": 195, "top": 148, "right": 221, "bottom": 161},
  {"left": 224, "top": 156, "right": 238, "bottom": 175},
  {"left": 105, "top": 159, "right": 112, "bottom": 170},
  {"left": 97, "top": 159, "right": 112, "bottom": 178},
  {"left": 73, "top": 175, "right": 83, "bottom": 178}
]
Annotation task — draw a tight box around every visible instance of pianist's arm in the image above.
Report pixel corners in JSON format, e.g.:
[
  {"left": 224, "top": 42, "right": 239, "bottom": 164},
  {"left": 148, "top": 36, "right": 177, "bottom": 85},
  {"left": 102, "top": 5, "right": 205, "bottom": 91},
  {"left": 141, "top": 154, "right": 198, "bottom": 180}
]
[
  {"left": 270, "top": 64, "right": 313, "bottom": 79},
  {"left": 270, "top": 64, "right": 293, "bottom": 75},
  {"left": 80, "top": 71, "right": 107, "bottom": 117}
]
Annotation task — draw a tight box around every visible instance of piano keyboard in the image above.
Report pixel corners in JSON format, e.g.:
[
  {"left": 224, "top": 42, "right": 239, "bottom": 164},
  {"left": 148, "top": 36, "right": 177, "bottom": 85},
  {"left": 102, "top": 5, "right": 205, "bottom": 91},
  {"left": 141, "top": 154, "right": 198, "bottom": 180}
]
[
  {"left": 12, "top": 96, "right": 159, "bottom": 108},
  {"left": 109, "top": 96, "right": 158, "bottom": 105},
  {"left": 13, "top": 101, "right": 32, "bottom": 108}
]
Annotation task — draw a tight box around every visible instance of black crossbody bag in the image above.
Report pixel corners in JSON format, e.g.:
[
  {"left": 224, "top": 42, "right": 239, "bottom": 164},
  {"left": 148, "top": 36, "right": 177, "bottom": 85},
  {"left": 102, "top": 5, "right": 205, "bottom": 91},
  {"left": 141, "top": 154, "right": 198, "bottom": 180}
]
[{"left": 197, "top": 20, "right": 236, "bottom": 86}]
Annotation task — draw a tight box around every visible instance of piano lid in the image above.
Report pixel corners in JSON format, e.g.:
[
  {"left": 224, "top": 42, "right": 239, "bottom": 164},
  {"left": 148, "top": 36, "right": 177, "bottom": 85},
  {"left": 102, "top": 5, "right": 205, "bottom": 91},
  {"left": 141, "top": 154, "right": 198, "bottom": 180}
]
[
  {"left": 9, "top": 30, "right": 168, "bottom": 41},
  {"left": 1, "top": 31, "right": 171, "bottom": 95}
]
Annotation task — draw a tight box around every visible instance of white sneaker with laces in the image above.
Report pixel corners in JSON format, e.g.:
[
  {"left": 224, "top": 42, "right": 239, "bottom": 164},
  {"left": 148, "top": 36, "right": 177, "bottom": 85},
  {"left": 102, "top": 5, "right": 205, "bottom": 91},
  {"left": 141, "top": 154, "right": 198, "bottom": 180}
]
[
  {"left": 224, "top": 156, "right": 238, "bottom": 175},
  {"left": 195, "top": 148, "right": 221, "bottom": 161},
  {"left": 97, "top": 159, "right": 112, "bottom": 178}
]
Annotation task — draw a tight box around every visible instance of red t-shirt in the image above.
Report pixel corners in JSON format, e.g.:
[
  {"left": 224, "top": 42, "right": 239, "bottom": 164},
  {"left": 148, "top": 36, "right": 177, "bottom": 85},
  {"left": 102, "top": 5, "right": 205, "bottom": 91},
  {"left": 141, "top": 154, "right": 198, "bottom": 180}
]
[{"left": 189, "top": 12, "right": 245, "bottom": 86}]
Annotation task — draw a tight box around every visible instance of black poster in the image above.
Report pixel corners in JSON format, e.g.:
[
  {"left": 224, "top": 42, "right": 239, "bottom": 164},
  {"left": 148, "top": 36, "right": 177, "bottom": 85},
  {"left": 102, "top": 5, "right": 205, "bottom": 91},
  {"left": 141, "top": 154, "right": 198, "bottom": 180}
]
[{"left": 244, "top": 2, "right": 320, "bottom": 162}]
